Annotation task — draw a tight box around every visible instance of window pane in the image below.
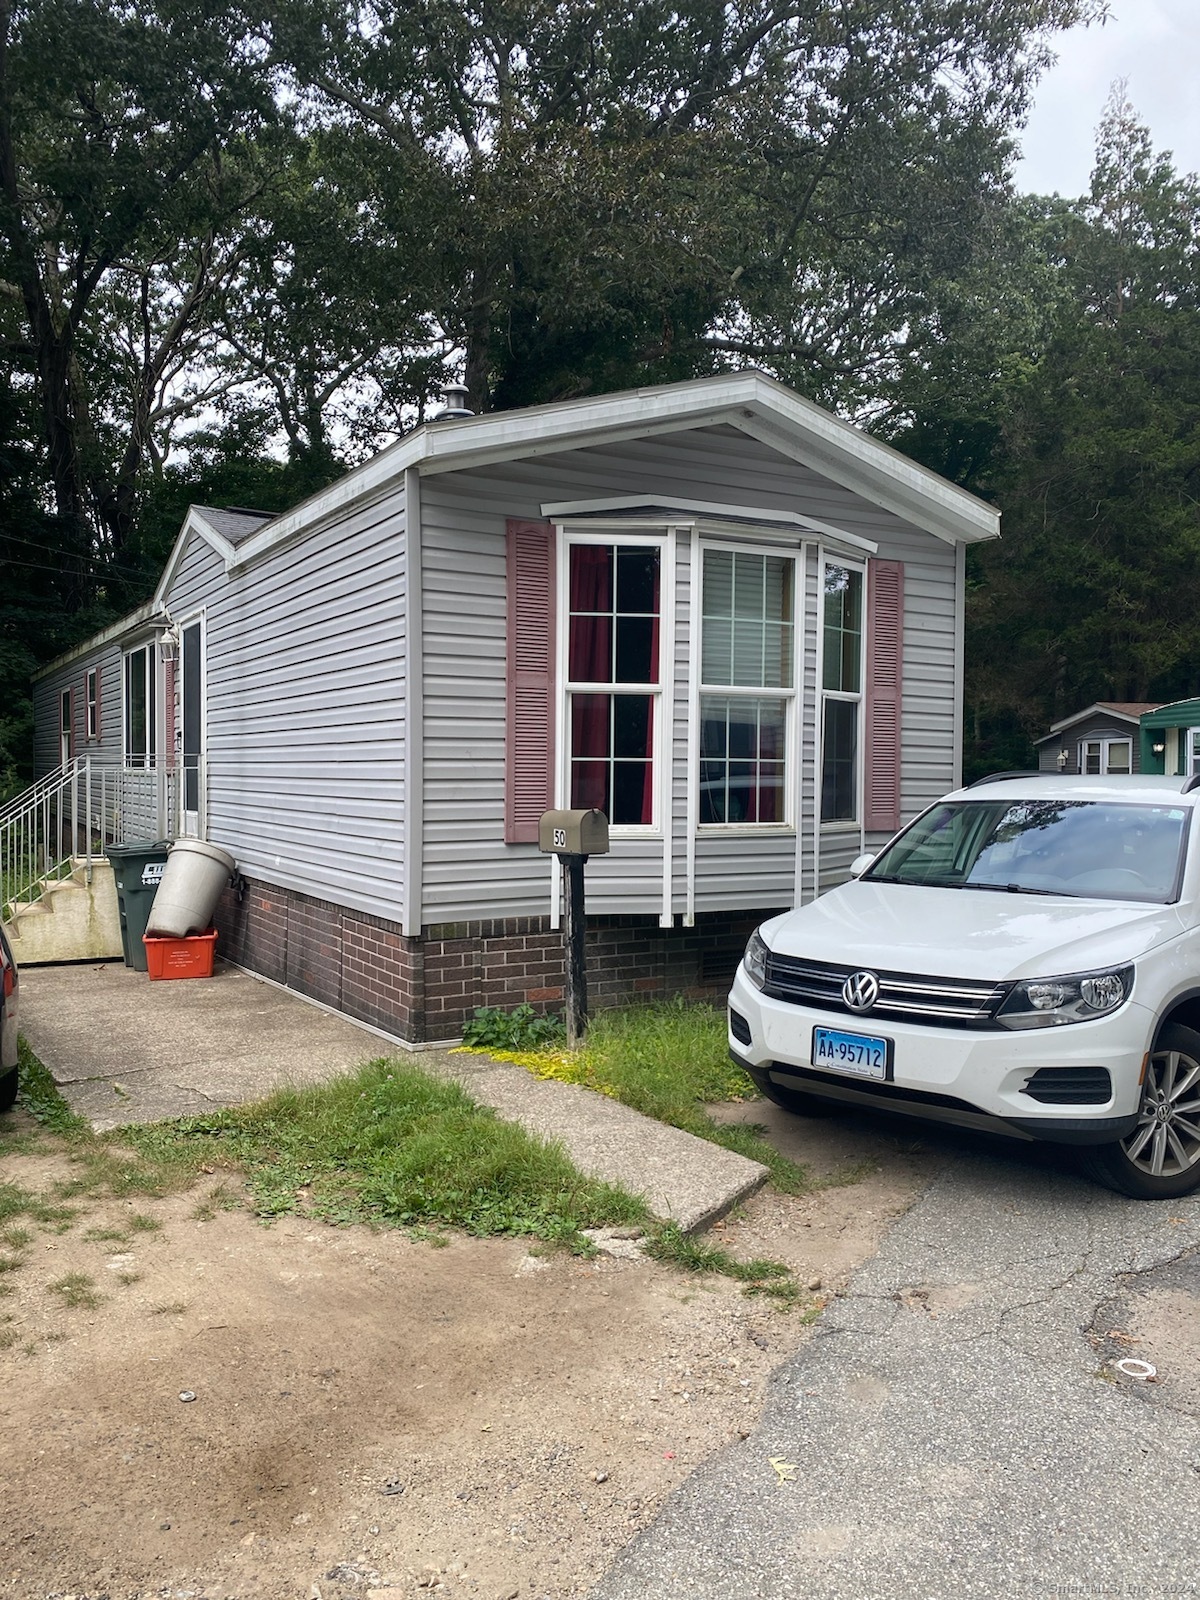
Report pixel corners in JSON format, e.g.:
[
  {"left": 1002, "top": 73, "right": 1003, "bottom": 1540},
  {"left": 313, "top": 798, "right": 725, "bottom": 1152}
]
[
  {"left": 615, "top": 615, "right": 655, "bottom": 683},
  {"left": 571, "top": 694, "right": 610, "bottom": 759},
  {"left": 699, "top": 696, "right": 788, "bottom": 825},
  {"left": 612, "top": 694, "right": 652, "bottom": 759},
  {"left": 571, "top": 760, "right": 609, "bottom": 813},
  {"left": 616, "top": 546, "right": 658, "bottom": 614},
  {"left": 126, "top": 648, "right": 148, "bottom": 767},
  {"left": 612, "top": 760, "right": 652, "bottom": 825},
  {"left": 569, "top": 542, "right": 659, "bottom": 686},
  {"left": 822, "top": 699, "right": 858, "bottom": 821},
  {"left": 1106, "top": 742, "right": 1131, "bottom": 775},
  {"left": 823, "top": 565, "right": 862, "bottom": 693},
  {"left": 1084, "top": 741, "right": 1102, "bottom": 775},
  {"left": 703, "top": 551, "right": 793, "bottom": 688}
]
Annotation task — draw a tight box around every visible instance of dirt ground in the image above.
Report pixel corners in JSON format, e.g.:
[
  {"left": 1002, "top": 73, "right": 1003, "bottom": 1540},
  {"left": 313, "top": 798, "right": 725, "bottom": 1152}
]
[{"left": 0, "top": 1104, "right": 939, "bottom": 1600}]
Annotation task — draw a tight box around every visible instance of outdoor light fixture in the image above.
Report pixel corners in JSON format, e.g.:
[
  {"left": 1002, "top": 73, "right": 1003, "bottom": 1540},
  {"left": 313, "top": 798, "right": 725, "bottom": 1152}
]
[
  {"left": 1056, "top": 749, "right": 1069, "bottom": 769},
  {"left": 157, "top": 623, "right": 180, "bottom": 664},
  {"left": 1153, "top": 741, "right": 1166, "bottom": 755}
]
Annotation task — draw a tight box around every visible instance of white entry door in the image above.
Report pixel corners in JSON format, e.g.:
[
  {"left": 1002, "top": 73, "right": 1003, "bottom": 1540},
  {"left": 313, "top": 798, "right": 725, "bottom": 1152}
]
[{"left": 180, "top": 618, "right": 205, "bottom": 836}]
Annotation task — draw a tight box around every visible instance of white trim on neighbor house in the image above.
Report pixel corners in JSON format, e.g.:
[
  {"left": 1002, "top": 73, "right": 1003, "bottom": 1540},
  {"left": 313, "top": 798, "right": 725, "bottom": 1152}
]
[{"left": 1038, "top": 702, "right": 1150, "bottom": 740}]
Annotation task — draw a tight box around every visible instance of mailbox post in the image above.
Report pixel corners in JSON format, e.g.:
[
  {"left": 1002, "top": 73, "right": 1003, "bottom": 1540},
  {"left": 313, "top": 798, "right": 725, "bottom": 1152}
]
[{"left": 538, "top": 809, "right": 610, "bottom": 1046}]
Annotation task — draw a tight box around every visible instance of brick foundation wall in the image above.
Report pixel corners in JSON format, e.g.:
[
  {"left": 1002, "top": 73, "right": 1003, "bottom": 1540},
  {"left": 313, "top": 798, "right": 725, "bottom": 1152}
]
[{"left": 214, "top": 877, "right": 782, "bottom": 1044}]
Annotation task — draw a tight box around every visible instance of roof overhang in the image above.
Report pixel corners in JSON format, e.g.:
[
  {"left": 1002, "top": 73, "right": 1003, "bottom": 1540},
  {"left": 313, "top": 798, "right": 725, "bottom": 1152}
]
[
  {"left": 152, "top": 506, "right": 242, "bottom": 609},
  {"left": 541, "top": 495, "right": 878, "bottom": 554},
  {"left": 212, "top": 370, "right": 998, "bottom": 578},
  {"left": 32, "top": 599, "right": 161, "bottom": 682},
  {"left": 1035, "top": 702, "right": 1148, "bottom": 741}
]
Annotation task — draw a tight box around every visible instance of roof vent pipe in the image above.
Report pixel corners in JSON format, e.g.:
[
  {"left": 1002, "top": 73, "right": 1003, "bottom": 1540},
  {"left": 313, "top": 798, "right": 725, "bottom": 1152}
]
[{"left": 437, "top": 381, "right": 474, "bottom": 419}]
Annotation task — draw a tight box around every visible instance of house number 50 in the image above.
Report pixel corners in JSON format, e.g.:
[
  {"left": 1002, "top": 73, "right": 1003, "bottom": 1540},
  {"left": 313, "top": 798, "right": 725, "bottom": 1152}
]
[{"left": 553, "top": 828, "right": 568, "bottom": 850}]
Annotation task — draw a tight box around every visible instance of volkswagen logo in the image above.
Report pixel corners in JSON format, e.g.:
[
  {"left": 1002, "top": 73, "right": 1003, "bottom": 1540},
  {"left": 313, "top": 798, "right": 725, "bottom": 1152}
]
[{"left": 842, "top": 970, "right": 880, "bottom": 1013}]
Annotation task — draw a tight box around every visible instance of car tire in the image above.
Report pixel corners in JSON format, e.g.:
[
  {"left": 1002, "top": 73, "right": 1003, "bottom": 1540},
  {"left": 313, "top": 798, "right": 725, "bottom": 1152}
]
[
  {"left": 0, "top": 1066, "right": 17, "bottom": 1114},
  {"left": 758, "top": 1077, "right": 836, "bottom": 1117},
  {"left": 1080, "top": 1023, "right": 1200, "bottom": 1199}
]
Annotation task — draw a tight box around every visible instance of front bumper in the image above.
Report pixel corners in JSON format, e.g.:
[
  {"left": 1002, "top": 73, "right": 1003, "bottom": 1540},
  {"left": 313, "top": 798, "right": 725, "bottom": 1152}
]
[{"left": 729, "top": 967, "right": 1150, "bottom": 1146}]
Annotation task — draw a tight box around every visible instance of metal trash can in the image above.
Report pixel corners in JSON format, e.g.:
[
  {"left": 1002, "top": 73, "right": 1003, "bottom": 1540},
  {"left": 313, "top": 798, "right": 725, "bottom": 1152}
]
[{"left": 106, "top": 840, "right": 172, "bottom": 971}]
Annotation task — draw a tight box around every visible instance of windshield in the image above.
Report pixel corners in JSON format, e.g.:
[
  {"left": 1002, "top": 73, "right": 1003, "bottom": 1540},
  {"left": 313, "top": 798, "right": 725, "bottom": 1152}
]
[{"left": 866, "top": 799, "right": 1190, "bottom": 903}]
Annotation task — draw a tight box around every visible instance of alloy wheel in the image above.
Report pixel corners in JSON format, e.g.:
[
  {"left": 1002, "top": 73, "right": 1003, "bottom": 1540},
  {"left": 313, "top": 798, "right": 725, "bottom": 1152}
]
[{"left": 1121, "top": 1046, "right": 1200, "bottom": 1179}]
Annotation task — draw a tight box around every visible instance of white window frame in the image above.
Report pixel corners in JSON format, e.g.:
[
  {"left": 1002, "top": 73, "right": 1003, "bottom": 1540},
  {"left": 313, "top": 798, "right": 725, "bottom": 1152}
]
[
  {"left": 1078, "top": 735, "right": 1135, "bottom": 776},
  {"left": 123, "top": 643, "right": 158, "bottom": 768},
  {"left": 818, "top": 556, "right": 867, "bottom": 830},
  {"left": 554, "top": 526, "right": 671, "bottom": 838},
  {"left": 694, "top": 538, "right": 799, "bottom": 833},
  {"left": 85, "top": 668, "right": 98, "bottom": 741}
]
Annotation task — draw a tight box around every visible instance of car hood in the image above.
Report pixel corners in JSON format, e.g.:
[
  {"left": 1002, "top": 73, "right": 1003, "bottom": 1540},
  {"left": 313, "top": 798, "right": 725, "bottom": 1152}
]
[{"left": 761, "top": 882, "right": 1187, "bottom": 981}]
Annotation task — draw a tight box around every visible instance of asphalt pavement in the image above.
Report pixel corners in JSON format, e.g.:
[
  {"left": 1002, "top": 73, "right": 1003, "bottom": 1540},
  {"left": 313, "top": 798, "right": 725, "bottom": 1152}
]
[{"left": 591, "top": 1140, "right": 1200, "bottom": 1599}]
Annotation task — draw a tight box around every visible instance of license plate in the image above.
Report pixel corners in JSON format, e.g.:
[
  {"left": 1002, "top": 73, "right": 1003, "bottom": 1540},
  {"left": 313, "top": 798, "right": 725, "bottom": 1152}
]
[{"left": 811, "top": 1026, "right": 892, "bottom": 1081}]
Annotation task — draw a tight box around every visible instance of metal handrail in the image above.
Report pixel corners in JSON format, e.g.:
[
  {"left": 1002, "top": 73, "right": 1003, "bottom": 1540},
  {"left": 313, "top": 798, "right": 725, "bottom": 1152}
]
[{"left": 1, "top": 758, "right": 186, "bottom": 920}]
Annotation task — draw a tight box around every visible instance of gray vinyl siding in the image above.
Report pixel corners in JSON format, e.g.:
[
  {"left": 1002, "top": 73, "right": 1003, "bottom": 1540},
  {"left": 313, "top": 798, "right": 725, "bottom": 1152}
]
[
  {"left": 33, "top": 641, "right": 125, "bottom": 776},
  {"left": 1038, "top": 717, "right": 1141, "bottom": 774},
  {"left": 419, "top": 424, "right": 960, "bottom": 923},
  {"left": 163, "top": 492, "right": 407, "bottom": 922}
]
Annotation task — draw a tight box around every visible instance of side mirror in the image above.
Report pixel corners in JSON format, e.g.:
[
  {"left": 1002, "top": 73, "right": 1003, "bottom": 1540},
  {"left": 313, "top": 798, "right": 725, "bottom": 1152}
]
[{"left": 849, "top": 852, "right": 875, "bottom": 879}]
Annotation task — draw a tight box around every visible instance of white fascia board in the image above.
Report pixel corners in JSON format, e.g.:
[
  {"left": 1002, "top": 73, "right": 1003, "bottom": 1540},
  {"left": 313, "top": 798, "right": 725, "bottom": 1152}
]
[
  {"left": 732, "top": 411, "right": 999, "bottom": 547},
  {"left": 1043, "top": 703, "right": 1143, "bottom": 737},
  {"left": 543, "top": 494, "right": 877, "bottom": 553},
  {"left": 31, "top": 599, "right": 160, "bottom": 681},
  {"left": 153, "top": 506, "right": 239, "bottom": 606},
  {"left": 226, "top": 367, "right": 998, "bottom": 573}
]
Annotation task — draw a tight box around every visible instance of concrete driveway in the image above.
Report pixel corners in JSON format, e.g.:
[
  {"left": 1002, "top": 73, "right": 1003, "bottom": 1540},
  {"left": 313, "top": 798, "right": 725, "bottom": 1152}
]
[
  {"left": 591, "top": 1135, "right": 1200, "bottom": 1597},
  {"left": 16, "top": 960, "right": 767, "bottom": 1230}
]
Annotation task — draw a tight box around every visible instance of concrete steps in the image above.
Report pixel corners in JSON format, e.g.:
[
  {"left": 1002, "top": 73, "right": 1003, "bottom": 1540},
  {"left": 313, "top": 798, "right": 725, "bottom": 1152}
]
[{"left": 3, "top": 859, "right": 123, "bottom": 964}]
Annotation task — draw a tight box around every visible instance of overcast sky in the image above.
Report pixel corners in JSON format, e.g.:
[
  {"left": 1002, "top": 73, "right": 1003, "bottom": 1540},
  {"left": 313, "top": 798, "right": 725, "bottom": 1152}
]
[{"left": 1013, "top": 0, "right": 1200, "bottom": 196}]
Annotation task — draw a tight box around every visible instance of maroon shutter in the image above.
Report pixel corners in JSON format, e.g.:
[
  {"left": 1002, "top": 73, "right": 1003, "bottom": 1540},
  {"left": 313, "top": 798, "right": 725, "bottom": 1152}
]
[
  {"left": 864, "top": 558, "right": 904, "bottom": 833},
  {"left": 505, "top": 518, "right": 556, "bottom": 843}
]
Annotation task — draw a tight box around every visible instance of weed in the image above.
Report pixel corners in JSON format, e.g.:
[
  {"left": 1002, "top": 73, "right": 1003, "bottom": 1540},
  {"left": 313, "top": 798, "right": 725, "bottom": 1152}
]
[
  {"left": 117, "top": 1272, "right": 142, "bottom": 1287},
  {"left": 462, "top": 1003, "right": 566, "bottom": 1051},
  {"left": 151, "top": 1301, "right": 188, "bottom": 1316},
  {"left": 128, "top": 1213, "right": 162, "bottom": 1233},
  {"left": 645, "top": 1223, "right": 808, "bottom": 1310},
  {"left": 83, "top": 1226, "right": 129, "bottom": 1243},
  {"left": 48, "top": 1272, "right": 102, "bottom": 1310},
  {"left": 0, "top": 1326, "right": 16, "bottom": 1351},
  {"left": 0, "top": 1225, "right": 31, "bottom": 1250},
  {"left": 0, "top": 1254, "right": 23, "bottom": 1273},
  {"left": 15, "top": 1040, "right": 89, "bottom": 1135}
]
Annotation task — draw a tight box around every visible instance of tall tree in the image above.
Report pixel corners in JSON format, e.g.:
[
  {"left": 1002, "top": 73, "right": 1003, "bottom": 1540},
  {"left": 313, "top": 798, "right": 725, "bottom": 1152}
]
[
  {"left": 0, "top": 0, "right": 280, "bottom": 581},
  {"left": 958, "top": 89, "right": 1200, "bottom": 765}
]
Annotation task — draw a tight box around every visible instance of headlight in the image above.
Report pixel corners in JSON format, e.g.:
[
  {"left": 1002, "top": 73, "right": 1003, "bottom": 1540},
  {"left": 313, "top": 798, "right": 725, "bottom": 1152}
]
[
  {"left": 995, "top": 965, "right": 1133, "bottom": 1030},
  {"left": 742, "top": 929, "right": 769, "bottom": 990}
]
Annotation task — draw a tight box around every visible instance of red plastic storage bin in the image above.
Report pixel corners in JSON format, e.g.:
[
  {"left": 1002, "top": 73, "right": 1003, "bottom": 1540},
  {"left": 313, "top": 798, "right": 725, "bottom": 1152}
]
[{"left": 142, "top": 928, "right": 218, "bottom": 980}]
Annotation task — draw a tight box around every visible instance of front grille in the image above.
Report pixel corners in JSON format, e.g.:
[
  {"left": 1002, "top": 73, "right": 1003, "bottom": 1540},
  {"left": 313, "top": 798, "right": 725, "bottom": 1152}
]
[
  {"left": 1023, "top": 1067, "right": 1113, "bottom": 1105},
  {"left": 763, "top": 954, "right": 1010, "bottom": 1030}
]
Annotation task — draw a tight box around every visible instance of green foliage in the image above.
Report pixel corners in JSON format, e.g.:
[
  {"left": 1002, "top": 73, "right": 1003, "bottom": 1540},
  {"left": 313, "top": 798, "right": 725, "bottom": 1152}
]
[
  {"left": 125, "top": 1060, "right": 648, "bottom": 1241},
  {"left": 461, "top": 1003, "right": 567, "bottom": 1051},
  {"left": 645, "top": 1224, "right": 806, "bottom": 1309}
]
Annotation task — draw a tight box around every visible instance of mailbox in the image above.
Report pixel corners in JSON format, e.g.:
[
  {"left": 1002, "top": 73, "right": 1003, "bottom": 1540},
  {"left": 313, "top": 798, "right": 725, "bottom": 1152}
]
[{"left": 538, "top": 808, "right": 610, "bottom": 857}]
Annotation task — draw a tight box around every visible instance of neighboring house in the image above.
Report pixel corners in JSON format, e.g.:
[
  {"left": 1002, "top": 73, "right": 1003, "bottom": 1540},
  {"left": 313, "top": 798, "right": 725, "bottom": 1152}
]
[
  {"left": 1138, "top": 700, "right": 1200, "bottom": 777},
  {"left": 1035, "top": 703, "right": 1162, "bottom": 776},
  {"left": 31, "top": 372, "right": 998, "bottom": 1042}
]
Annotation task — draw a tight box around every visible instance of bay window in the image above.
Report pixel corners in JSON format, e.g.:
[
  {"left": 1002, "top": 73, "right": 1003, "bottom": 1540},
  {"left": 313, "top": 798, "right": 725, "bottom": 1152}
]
[
  {"left": 821, "top": 563, "right": 864, "bottom": 822},
  {"left": 565, "top": 540, "right": 660, "bottom": 827},
  {"left": 698, "top": 548, "right": 795, "bottom": 825}
]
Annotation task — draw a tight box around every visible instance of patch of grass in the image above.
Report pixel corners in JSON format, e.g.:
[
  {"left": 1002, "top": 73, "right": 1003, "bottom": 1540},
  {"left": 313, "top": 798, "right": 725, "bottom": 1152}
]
[
  {"left": 48, "top": 1272, "right": 102, "bottom": 1310},
  {"left": 117, "top": 1272, "right": 142, "bottom": 1287},
  {"left": 15, "top": 1039, "right": 90, "bottom": 1136},
  {"left": 0, "top": 1253, "right": 24, "bottom": 1273},
  {"left": 83, "top": 1226, "right": 129, "bottom": 1243},
  {"left": 645, "top": 1224, "right": 809, "bottom": 1309},
  {"left": 0, "top": 1225, "right": 32, "bottom": 1250},
  {"left": 0, "top": 1180, "right": 76, "bottom": 1229},
  {"left": 128, "top": 1213, "right": 162, "bottom": 1233},
  {"left": 151, "top": 1301, "right": 187, "bottom": 1315},
  {"left": 125, "top": 1060, "right": 650, "bottom": 1244},
  {"left": 464, "top": 999, "right": 823, "bottom": 1195},
  {"left": 0, "top": 1326, "right": 17, "bottom": 1351}
]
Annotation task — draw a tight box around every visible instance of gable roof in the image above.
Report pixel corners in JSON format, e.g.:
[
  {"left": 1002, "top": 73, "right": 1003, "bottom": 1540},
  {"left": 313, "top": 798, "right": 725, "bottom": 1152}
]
[
  {"left": 163, "top": 371, "right": 999, "bottom": 587},
  {"left": 1035, "top": 701, "right": 1163, "bottom": 742}
]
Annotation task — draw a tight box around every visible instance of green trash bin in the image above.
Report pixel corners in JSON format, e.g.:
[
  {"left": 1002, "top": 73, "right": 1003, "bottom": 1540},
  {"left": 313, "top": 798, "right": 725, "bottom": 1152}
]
[{"left": 107, "top": 840, "right": 172, "bottom": 971}]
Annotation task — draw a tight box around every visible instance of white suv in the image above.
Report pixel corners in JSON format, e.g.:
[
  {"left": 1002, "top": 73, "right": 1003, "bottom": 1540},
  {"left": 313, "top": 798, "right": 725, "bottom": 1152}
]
[{"left": 729, "top": 774, "right": 1200, "bottom": 1199}]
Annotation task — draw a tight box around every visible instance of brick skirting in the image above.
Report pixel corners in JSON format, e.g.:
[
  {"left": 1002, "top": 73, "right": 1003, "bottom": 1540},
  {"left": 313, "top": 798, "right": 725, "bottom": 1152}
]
[{"left": 213, "top": 878, "right": 780, "bottom": 1044}]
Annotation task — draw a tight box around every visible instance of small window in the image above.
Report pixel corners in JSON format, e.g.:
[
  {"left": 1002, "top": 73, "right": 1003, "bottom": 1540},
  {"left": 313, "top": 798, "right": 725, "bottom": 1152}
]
[
  {"left": 1080, "top": 736, "right": 1134, "bottom": 776},
  {"left": 698, "top": 549, "right": 795, "bottom": 825},
  {"left": 821, "top": 564, "right": 864, "bottom": 822},
  {"left": 565, "top": 541, "right": 661, "bottom": 826},
  {"left": 86, "top": 668, "right": 99, "bottom": 740}
]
